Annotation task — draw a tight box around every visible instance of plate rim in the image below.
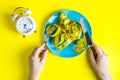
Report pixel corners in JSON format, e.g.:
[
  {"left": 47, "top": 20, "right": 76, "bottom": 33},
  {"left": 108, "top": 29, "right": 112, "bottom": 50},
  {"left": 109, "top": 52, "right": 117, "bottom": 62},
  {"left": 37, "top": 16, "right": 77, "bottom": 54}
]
[{"left": 43, "top": 10, "right": 92, "bottom": 58}]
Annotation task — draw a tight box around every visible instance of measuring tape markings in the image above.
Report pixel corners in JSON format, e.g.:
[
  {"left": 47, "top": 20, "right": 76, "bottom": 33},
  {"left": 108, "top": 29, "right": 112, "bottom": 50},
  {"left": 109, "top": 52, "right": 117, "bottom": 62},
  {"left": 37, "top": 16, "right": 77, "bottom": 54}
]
[{"left": 46, "top": 13, "right": 86, "bottom": 52}]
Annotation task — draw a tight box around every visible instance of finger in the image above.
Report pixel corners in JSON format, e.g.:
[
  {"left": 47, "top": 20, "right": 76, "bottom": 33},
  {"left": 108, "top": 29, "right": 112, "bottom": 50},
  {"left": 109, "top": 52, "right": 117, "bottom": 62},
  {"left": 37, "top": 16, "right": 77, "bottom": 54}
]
[
  {"left": 32, "top": 43, "right": 46, "bottom": 58},
  {"left": 92, "top": 46, "right": 105, "bottom": 63},
  {"left": 91, "top": 40, "right": 99, "bottom": 52},
  {"left": 88, "top": 47, "right": 96, "bottom": 65},
  {"left": 92, "top": 40, "right": 103, "bottom": 56},
  {"left": 36, "top": 43, "right": 46, "bottom": 53},
  {"left": 41, "top": 49, "right": 48, "bottom": 63},
  {"left": 39, "top": 43, "right": 46, "bottom": 50},
  {"left": 97, "top": 46, "right": 104, "bottom": 56},
  {"left": 90, "top": 46, "right": 98, "bottom": 60},
  {"left": 99, "top": 47, "right": 107, "bottom": 56},
  {"left": 31, "top": 47, "right": 38, "bottom": 57}
]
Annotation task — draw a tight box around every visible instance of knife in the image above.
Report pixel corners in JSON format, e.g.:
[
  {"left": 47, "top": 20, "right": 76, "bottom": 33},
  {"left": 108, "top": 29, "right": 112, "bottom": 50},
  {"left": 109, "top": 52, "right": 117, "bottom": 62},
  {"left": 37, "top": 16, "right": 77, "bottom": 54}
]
[
  {"left": 80, "top": 18, "right": 97, "bottom": 59},
  {"left": 80, "top": 18, "right": 92, "bottom": 45}
]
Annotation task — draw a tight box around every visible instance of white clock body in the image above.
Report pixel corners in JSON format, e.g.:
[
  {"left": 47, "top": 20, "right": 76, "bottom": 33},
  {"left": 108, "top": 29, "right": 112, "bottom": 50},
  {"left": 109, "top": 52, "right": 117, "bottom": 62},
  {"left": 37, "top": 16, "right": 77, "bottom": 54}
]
[{"left": 16, "top": 16, "right": 36, "bottom": 35}]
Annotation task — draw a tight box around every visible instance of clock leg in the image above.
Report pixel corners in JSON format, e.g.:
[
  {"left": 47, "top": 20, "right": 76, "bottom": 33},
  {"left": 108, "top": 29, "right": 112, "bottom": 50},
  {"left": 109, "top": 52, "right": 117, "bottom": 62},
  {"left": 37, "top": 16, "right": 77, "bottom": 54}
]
[
  {"left": 23, "top": 35, "right": 26, "bottom": 38},
  {"left": 34, "top": 30, "right": 37, "bottom": 33}
]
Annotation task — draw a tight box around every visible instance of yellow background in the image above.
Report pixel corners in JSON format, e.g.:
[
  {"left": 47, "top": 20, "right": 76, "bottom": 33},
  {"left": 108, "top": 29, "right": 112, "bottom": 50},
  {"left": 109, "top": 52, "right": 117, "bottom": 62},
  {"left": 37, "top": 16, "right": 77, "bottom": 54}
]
[{"left": 0, "top": 0, "right": 120, "bottom": 80}]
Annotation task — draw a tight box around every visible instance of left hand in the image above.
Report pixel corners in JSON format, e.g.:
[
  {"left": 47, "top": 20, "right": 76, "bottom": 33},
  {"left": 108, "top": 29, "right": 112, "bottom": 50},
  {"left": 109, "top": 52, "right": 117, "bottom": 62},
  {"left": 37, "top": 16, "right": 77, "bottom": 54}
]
[{"left": 28, "top": 43, "right": 48, "bottom": 80}]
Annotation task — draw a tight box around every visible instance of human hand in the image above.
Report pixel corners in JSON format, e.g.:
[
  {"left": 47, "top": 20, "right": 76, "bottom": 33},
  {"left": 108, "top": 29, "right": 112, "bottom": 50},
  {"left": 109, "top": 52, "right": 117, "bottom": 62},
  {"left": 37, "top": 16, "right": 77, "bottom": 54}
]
[
  {"left": 28, "top": 43, "right": 48, "bottom": 80},
  {"left": 88, "top": 40, "right": 112, "bottom": 80}
]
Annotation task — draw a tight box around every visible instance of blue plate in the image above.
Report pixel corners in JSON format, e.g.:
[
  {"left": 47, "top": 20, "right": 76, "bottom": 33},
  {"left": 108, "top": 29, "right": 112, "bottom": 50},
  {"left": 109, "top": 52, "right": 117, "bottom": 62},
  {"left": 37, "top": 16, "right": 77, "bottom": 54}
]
[{"left": 44, "top": 10, "right": 92, "bottom": 58}]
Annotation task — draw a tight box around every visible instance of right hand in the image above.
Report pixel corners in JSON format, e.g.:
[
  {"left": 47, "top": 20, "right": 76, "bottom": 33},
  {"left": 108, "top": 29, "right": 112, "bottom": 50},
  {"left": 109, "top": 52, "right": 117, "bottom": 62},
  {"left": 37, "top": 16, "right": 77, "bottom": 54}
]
[{"left": 88, "top": 40, "right": 112, "bottom": 80}]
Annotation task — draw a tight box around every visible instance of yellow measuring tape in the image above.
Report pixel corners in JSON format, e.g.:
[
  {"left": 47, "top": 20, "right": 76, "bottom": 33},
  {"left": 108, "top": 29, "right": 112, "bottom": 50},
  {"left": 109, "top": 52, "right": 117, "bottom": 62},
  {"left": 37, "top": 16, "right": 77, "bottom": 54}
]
[{"left": 46, "top": 13, "right": 86, "bottom": 52}]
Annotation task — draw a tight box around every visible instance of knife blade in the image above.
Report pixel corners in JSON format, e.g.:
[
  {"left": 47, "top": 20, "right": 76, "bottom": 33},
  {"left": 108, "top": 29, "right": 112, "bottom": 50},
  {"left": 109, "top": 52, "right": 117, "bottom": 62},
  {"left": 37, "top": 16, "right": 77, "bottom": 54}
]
[
  {"left": 80, "top": 18, "right": 98, "bottom": 59},
  {"left": 80, "top": 18, "right": 92, "bottom": 45}
]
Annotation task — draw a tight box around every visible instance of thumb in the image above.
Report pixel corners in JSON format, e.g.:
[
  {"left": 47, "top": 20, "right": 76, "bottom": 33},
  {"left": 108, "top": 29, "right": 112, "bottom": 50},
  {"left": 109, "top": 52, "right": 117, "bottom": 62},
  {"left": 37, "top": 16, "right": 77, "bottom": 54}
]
[{"left": 88, "top": 46, "right": 96, "bottom": 66}]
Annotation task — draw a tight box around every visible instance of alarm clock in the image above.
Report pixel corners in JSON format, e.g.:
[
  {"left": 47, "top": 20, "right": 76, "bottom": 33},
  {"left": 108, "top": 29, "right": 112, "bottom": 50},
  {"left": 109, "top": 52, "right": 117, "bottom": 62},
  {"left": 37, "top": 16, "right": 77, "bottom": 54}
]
[{"left": 11, "top": 7, "right": 36, "bottom": 37}]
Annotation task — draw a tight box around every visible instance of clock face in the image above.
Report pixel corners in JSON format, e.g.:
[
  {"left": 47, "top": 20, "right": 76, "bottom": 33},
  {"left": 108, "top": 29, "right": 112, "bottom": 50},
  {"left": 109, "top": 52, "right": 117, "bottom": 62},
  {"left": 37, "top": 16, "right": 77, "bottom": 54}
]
[{"left": 16, "top": 16, "right": 36, "bottom": 35}]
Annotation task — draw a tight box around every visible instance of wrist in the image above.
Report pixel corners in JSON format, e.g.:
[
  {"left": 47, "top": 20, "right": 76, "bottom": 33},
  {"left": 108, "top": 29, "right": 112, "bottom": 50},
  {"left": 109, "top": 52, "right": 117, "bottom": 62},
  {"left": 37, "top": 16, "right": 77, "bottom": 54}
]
[
  {"left": 28, "top": 74, "right": 39, "bottom": 80},
  {"left": 98, "top": 71, "right": 112, "bottom": 80}
]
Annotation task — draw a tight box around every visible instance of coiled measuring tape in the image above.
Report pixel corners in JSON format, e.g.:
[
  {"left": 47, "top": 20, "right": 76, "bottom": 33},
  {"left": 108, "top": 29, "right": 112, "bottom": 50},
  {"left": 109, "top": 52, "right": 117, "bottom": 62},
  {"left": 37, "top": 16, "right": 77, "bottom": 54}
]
[{"left": 46, "top": 13, "right": 86, "bottom": 52}]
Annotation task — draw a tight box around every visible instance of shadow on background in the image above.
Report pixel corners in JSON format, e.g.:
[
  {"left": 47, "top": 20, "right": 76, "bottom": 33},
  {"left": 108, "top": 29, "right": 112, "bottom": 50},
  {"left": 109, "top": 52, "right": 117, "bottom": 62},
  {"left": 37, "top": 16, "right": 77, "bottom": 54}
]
[
  {"left": 4, "top": 13, "right": 18, "bottom": 34},
  {"left": 19, "top": 45, "right": 36, "bottom": 80}
]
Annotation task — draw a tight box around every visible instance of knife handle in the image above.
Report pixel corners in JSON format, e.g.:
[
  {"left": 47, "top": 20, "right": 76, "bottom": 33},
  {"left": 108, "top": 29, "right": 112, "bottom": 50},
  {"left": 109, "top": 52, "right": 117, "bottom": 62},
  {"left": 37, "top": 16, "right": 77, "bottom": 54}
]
[
  {"left": 90, "top": 46, "right": 98, "bottom": 60},
  {"left": 85, "top": 32, "right": 98, "bottom": 60},
  {"left": 85, "top": 32, "right": 92, "bottom": 45}
]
